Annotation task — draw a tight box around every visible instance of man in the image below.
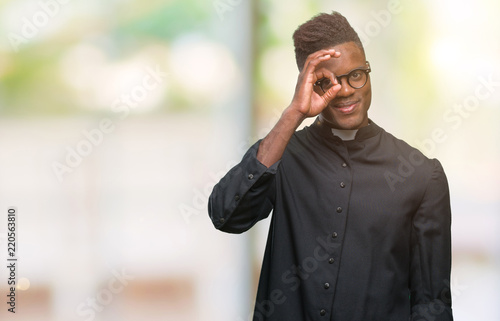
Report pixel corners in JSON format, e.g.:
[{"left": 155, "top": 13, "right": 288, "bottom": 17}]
[{"left": 208, "top": 12, "right": 453, "bottom": 321}]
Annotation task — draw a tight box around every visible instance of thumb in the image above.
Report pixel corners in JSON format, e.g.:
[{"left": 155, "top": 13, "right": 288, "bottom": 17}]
[{"left": 321, "top": 84, "right": 341, "bottom": 105}]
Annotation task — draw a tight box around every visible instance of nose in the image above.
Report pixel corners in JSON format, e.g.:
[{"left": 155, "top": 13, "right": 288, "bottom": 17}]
[{"left": 336, "top": 77, "right": 355, "bottom": 97}]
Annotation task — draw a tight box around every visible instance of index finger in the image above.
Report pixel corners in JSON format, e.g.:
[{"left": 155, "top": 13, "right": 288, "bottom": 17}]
[
  {"left": 302, "top": 49, "right": 341, "bottom": 72},
  {"left": 307, "top": 48, "right": 341, "bottom": 62}
]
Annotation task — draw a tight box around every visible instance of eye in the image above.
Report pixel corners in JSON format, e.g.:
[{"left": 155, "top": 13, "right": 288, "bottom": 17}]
[
  {"left": 320, "top": 78, "right": 332, "bottom": 87},
  {"left": 350, "top": 71, "right": 362, "bottom": 80},
  {"left": 314, "top": 78, "right": 331, "bottom": 88}
]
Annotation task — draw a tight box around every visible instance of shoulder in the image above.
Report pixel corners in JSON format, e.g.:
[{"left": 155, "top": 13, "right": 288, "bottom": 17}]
[
  {"left": 377, "top": 125, "right": 448, "bottom": 191},
  {"left": 284, "top": 124, "right": 323, "bottom": 154},
  {"left": 380, "top": 126, "right": 434, "bottom": 167}
]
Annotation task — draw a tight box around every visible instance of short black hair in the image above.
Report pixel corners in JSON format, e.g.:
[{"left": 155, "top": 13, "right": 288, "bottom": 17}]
[{"left": 293, "top": 11, "right": 364, "bottom": 71}]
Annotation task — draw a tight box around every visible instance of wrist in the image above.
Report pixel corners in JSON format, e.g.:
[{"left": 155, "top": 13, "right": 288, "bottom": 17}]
[{"left": 282, "top": 105, "right": 307, "bottom": 128}]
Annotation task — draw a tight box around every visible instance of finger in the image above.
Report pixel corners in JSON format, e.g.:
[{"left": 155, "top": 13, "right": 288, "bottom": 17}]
[
  {"left": 295, "top": 57, "right": 333, "bottom": 95},
  {"left": 307, "top": 48, "right": 341, "bottom": 63},
  {"left": 297, "top": 49, "right": 340, "bottom": 96},
  {"left": 313, "top": 68, "right": 338, "bottom": 85},
  {"left": 321, "top": 83, "right": 342, "bottom": 104},
  {"left": 304, "top": 52, "right": 343, "bottom": 80},
  {"left": 303, "top": 56, "right": 332, "bottom": 77},
  {"left": 306, "top": 48, "right": 337, "bottom": 62},
  {"left": 302, "top": 49, "right": 338, "bottom": 71},
  {"left": 302, "top": 55, "right": 336, "bottom": 86}
]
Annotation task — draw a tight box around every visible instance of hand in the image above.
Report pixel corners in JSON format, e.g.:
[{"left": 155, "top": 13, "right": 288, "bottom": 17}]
[{"left": 288, "top": 49, "right": 342, "bottom": 119}]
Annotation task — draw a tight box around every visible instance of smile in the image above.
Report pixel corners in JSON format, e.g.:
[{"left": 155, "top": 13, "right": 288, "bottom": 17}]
[{"left": 332, "top": 101, "right": 359, "bottom": 114}]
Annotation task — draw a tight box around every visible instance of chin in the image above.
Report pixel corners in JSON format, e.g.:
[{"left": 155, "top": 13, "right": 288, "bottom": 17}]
[
  {"left": 322, "top": 111, "right": 368, "bottom": 130},
  {"left": 339, "top": 117, "right": 367, "bottom": 130}
]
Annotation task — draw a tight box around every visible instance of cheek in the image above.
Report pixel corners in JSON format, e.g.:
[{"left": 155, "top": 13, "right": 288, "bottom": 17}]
[
  {"left": 360, "top": 86, "right": 372, "bottom": 109},
  {"left": 363, "top": 91, "right": 372, "bottom": 106}
]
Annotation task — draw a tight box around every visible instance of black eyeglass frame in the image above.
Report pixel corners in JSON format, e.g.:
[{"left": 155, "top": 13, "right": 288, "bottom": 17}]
[{"left": 314, "top": 61, "right": 371, "bottom": 93}]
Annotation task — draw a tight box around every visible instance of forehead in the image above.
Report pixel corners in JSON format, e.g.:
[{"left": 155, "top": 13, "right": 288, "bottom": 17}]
[{"left": 317, "top": 42, "right": 366, "bottom": 74}]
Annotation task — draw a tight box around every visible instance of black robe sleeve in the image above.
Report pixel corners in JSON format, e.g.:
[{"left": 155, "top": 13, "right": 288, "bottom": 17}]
[
  {"left": 409, "top": 159, "right": 453, "bottom": 320},
  {"left": 208, "top": 141, "right": 279, "bottom": 234}
]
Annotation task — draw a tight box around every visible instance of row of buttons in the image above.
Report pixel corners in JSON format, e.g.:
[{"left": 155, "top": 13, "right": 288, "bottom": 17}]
[
  {"left": 331, "top": 161, "right": 348, "bottom": 237},
  {"left": 235, "top": 166, "right": 345, "bottom": 318},
  {"left": 319, "top": 232, "right": 338, "bottom": 317},
  {"left": 319, "top": 162, "right": 348, "bottom": 317}
]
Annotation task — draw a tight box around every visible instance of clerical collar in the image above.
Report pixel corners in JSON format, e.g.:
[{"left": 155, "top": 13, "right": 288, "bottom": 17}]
[
  {"left": 331, "top": 128, "right": 359, "bottom": 141},
  {"left": 318, "top": 115, "right": 370, "bottom": 141},
  {"left": 310, "top": 116, "right": 380, "bottom": 142}
]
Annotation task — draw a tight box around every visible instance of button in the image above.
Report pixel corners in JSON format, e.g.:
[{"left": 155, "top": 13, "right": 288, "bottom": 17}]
[
  {"left": 340, "top": 182, "right": 346, "bottom": 188},
  {"left": 328, "top": 258, "right": 335, "bottom": 264},
  {"left": 248, "top": 174, "right": 254, "bottom": 180},
  {"left": 235, "top": 195, "right": 240, "bottom": 201},
  {"left": 320, "top": 309, "right": 326, "bottom": 316},
  {"left": 324, "top": 283, "right": 330, "bottom": 289},
  {"left": 336, "top": 207, "right": 342, "bottom": 213},
  {"left": 332, "top": 232, "right": 338, "bottom": 239},
  {"left": 219, "top": 218, "right": 225, "bottom": 224},
  {"left": 342, "top": 162, "right": 347, "bottom": 168}
]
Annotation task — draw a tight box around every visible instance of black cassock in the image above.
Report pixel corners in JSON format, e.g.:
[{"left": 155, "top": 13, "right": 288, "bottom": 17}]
[{"left": 209, "top": 117, "right": 453, "bottom": 321}]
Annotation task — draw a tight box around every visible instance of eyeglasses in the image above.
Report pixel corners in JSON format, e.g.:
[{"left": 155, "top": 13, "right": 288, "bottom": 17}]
[{"left": 314, "top": 61, "right": 371, "bottom": 93}]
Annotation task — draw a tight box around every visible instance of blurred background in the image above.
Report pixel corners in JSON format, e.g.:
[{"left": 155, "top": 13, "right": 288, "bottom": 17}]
[{"left": 0, "top": 0, "right": 499, "bottom": 320}]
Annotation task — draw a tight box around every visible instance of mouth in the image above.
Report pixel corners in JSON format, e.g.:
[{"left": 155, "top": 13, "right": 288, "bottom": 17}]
[{"left": 331, "top": 100, "right": 359, "bottom": 115}]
